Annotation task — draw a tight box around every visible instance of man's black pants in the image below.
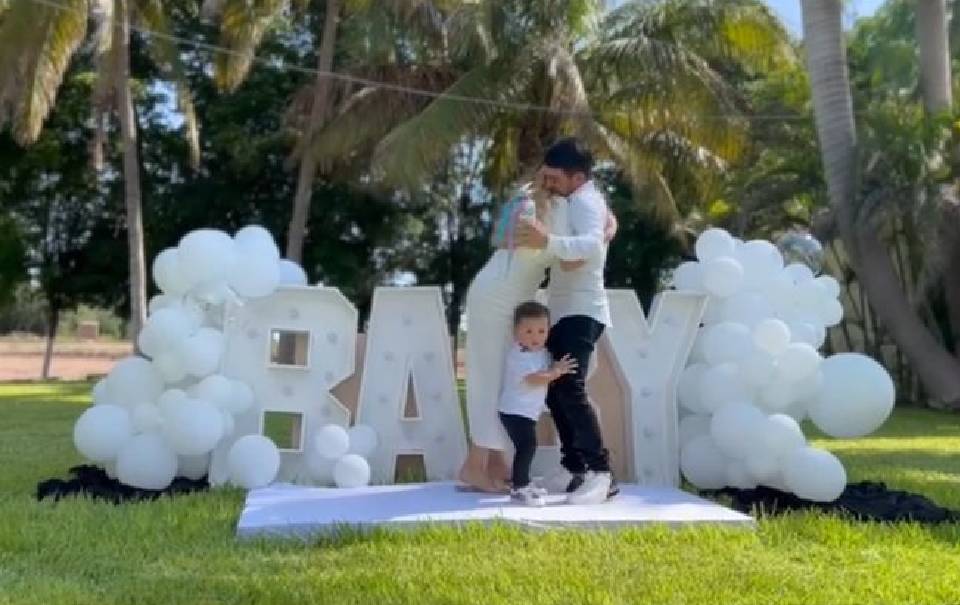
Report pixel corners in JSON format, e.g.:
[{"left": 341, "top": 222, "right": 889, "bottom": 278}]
[{"left": 545, "top": 315, "right": 610, "bottom": 474}]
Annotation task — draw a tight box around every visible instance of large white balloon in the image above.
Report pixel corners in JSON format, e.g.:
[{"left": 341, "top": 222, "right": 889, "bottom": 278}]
[
  {"left": 763, "top": 414, "right": 807, "bottom": 459},
  {"left": 710, "top": 401, "right": 767, "bottom": 460},
  {"left": 105, "top": 357, "right": 165, "bottom": 406},
  {"left": 305, "top": 449, "right": 336, "bottom": 484},
  {"left": 808, "top": 353, "right": 895, "bottom": 438},
  {"left": 138, "top": 307, "right": 198, "bottom": 358},
  {"left": 131, "top": 402, "right": 164, "bottom": 433},
  {"left": 152, "top": 248, "right": 189, "bottom": 296},
  {"left": 229, "top": 251, "right": 281, "bottom": 298},
  {"left": 782, "top": 447, "right": 847, "bottom": 502},
  {"left": 703, "top": 322, "right": 754, "bottom": 365},
  {"left": 753, "top": 318, "right": 791, "bottom": 356},
  {"left": 695, "top": 228, "right": 736, "bottom": 262},
  {"left": 672, "top": 261, "right": 703, "bottom": 291},
  {"left": 678, "top": 363, "right": 708, "bottom": 413},
  {"left": 177, "top": 229, "right": 238, "bottom": 290},
  {"left": 228, "top": 435, "right": 281, "bottom": 489},
  {"left": 161, "top": 398, "right": 224, "bottom": 456},
  {"left": 702, "top": 257, "right": 744, "bottom": 298},
  {"left": 698, "top": 363, "right": 749, "bottom": 413},
  {"left": 73, "top": 405, "right": 134, "bottom": 463},
  {"left": 775, "top": 343, "right": 822, "bottom": 383},
  {"left": 177, "top": 453, "right": 211, "bottom": 481},
  {"left": 315, "top": 424, "right": 351, "bottom": 460},
  {"left": 278, "top": 260, "right": 308, "bottom": 286},
  {"left": 680, "top": 435, "right": 728, "bottom": 489},
  {"left": 737, "top": 240, "right": 784, "bottom": 291},
  {"left": 334, "top": 454, "right": 372, "bottom": 488},
  {"left": 116, "top": 433, "right": 178, "bottom": 490},
  {"left": 178, "top": 327, "right": 224, "bottom": 378},
  {"left": 191, "top": 374, "right": 234, "bottom": 408},
  {"left": 347, "top": 425, "right": 379, "bottom": 457},
  {"left": 234, "top": 225, "right": 280, "bottom": 260},
  {"left": 679, "top": 414, "right": 712, "bottom": 446}
]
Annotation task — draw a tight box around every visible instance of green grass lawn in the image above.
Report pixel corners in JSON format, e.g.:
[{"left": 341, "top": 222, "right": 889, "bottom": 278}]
[{"left": 1, "top": 382, "right": 959, "bottom": 604}]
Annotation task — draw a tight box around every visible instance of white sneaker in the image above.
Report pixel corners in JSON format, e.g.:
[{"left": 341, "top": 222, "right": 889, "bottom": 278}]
[
  {"left": 511, "top": 485, "right": 546, "bottom": 507},
  {"left": 566, "top": 471, "right": 612, "bottom": 505}
]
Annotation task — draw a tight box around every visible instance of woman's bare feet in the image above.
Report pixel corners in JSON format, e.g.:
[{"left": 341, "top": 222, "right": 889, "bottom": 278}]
[
  {"left": 486, "top": 450, "right": 511, "bottom": 484},
  {"left": 458, "top": 445, "right": 509, "bottom": 493}
]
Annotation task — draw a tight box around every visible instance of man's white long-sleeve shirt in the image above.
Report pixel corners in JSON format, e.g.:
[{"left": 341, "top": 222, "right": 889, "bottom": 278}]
[{"left": 546, "top": 180, "right": 612, "bottom": 327}]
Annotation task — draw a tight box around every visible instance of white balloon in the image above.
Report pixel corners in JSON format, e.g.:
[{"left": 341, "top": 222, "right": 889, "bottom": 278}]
[
  {"left": 131, "top": 402, "right": 164, "bottom": 433},
  {"left": 745, "top": 454, "right": 780, "bottom": 484},
  {"left": 782, "top": 447, "right": 847, "bottom": 502},
  {"left": 795, "top": 279, "right": 829, "bottom": 311},
  {"left": 815, "top": 275, "right": 841, "bottom": 298},
  {"left": 738, "top": 350, "right": 777, "bottom": 388},
  {"left": 222, "top": 380, "right": 255, "bottom": 415},
  {"left": 763, "top": 414, "right": 807, "bottom": 459},
  {"left": 792, "top": 369, "right": 824, "bottom": 402},
  {"left": 73, "top": 404, "right": 134, "bottom": 463},
  {"left": 178, "top": 327, "right": 224, "bottom": 378},
  {"left": 191, "top": 374, "right": 234, "bottom": 408},
  {"left": 228, "top": 435, "right": 280, "bottom": 489},
  {"left": 334, "top": 454, "right": 372, "bottom": 488},
  {"left": 152, "top": 350, "right": 188, "bottom": 384},
  {"left": 158, "top": 389, "right": 188, "bottom": 415},
  {"left": 116, "top": 433, "right": 178, "bottom": 490},
  {"left": 148, "top": 294, "right": 178, "bottom": 315},
  {"left": 719, "top": 292, "right": 774, "bottom": 329},
  {"left": 347, "top": 425, "right": 379, "bottom": 457},
  {"left": 678, "top": 363, "right": 708, "bottom": 413},
  {"left": 672, "top": 261, "right": 703, "bottom": 291},
  {"left": 229, "top": 250, "right": 281, "bottom": 298},
  {"left": 177, "top": 453, "right": 210, "bottom": 480},
  {"left": 278, "top": 260, "right": 308, "bottom": 286},
  {"left": 220, "top": 409, "right": 235, "bottom": 439},
  {"left": 702, "top": 257, "right": 744, "bottom": 298},
  {"left": 92, "top": 378, "right": 120, "bottom": 406},
  {"left": 816, "top": 297, "right": 844, "bottom": 327},
  {"left": 679, "top": 414, "right": 712, "bottom": 446},
  {"left": 784, "top": 262, "right": 815, "bottom": 284},
  {"left": 152, "top": 248, "right": 189, "bottom": 296},
  {"left": 234, "top": 225, "right": 280, "bottom": 261},
  {"left": 680, "top": 435, "right": 728, "bottom": 489},
  {"left": 775, "top": 343, "right": 822, "bottom": 382},
  {"left": 808, "top": 353, "right": 895, "bottom": 438},
  {"left": 161, "top": 398, "right": 224, "bottom": 456},
  {"left": 305, "top": 449, "right": 336, "bottom": 484},
  {"left": 788, "top": 320, "right": 826, "bottom": 349},
  {"left": 763, "top": 271, "right": 797, "bottom": 309},
  {"left": 138, "top": 307, "right": 198, "bottom": 358},
  {"left": 695, "top": 228, "right": 736, "bottom": 262},
  {"left": 726, "top": 460, "right": 757, "bottom": 489},
  {"left": 177, "top": 229, "right": 238, "bottom": 290},
  {"left": 757, "top": 380, "right": 797, "bottom": 412},
  {"left": 737, "top": 240, "right": 784, "bottom": 291},
  {"left": 710, "top": 401, "right": 767, "bottom": 459},
  {"left": 106, "top": 357, "right": 165, "bottom": 406},
  {"left": 782, "top": 398, "right": 809, "bottom": 424},
  {"left": 698, "top": 363, "right": 749, "bottom": 413},
  {"left": 753, "top": 319, "right": 791, "bottom": 356},
  {"left": 703, "top": 322, "right": 754, "bottom": 365},
  {"left": 190, "top": 281, "right": 233, "bottom": 306},
  {"left": 315, "top": 424, "right": 351, "bottom": 460}
]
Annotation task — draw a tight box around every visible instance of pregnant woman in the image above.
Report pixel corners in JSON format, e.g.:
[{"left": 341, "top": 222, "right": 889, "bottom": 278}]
[{"left": 458, "top": 177, "right": 615, "bottom": 493}]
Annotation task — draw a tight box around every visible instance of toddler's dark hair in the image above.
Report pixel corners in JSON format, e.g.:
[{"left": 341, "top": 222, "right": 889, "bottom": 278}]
[{"left": 513, "top": 301, "right": 550, "bottom": 326}]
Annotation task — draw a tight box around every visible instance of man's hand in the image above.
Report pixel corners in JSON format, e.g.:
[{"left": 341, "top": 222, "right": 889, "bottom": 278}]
[
  {"left": 515, "top": 216, "right": 550, "bottom": 249},
  {"left": 604, "top": 210, "right": 618, "bottom": 243}
]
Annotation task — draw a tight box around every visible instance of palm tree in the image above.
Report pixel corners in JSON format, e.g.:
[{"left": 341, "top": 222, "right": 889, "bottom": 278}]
[
  {"left": 800, "top": 0, "right": 960, "bottom": 406},
  {"left": 339, "top": 0, "right": 791, "bottom": 228},
  {"left": 0, "top": 0, "right": 200, "bottom": 342}
]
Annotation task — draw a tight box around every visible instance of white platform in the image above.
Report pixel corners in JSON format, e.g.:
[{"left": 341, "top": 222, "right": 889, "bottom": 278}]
[{"left": 237, "top": 482, "right": 754, "bottom": 538}]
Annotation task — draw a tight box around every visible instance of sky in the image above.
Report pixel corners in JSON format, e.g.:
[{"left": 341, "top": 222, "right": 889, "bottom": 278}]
[{"left": 763, "top": 0, "right": 886, "bottom": 36}]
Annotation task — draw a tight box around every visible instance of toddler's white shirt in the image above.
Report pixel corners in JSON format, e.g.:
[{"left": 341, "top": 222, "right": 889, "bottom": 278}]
[{"left": 497, "top": 343, "right": 552, "bottom": 421}]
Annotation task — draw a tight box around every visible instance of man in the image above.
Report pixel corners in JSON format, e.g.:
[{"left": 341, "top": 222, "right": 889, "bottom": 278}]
[{"left": 515, "top": 137, "right": 615, "bottom": 505}]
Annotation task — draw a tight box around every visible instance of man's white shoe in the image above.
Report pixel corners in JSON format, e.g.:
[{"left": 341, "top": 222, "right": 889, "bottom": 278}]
[{"left": 565, "top": 471, "right": 612, "bottom": 505}]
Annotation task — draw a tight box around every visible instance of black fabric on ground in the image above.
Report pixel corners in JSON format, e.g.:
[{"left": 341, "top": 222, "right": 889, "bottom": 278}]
[
  {"left": 706, "top": 481, "right": 959, "bottom": 523},
  {"left": 36, "top": 465, "right": 209, "bottom": 504}
]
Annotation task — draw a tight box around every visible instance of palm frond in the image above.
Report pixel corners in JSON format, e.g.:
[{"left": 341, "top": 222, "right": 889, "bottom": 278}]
[
  {"left": 135, "top": 0, "right": 201, "bottom": 168},
  {"left": 213, "top": 0, "right": 286, "bottom": 92},
  {"left": 0, "top": 0, "right": 88, "bottom": 145}
]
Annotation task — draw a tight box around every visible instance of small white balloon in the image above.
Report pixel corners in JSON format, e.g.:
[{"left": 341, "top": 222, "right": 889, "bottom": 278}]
[
  {"left": 745, "top": 454, "right": 780, "bottom": 484},
  {"left": 105, "top": 357, "right": 165, "bottom": 406},
  {"left": 808, "top": 353, "right": 895, "bottom": 438},
  {"left": 775, "top": 343, "right": 822, "bottom": 383},
  {"left": 679, "top": 414, "right": 712, "bottom": 446},
  {"left": 702, "top": 257, "right": 745, "bottom": 298},
  {"left": 695, "top": 228, "right": 737, "bottom": 262},
  {"left": 223, "top": 380, "right": 255, "bottom": 415},
  {"left": 703, "top": 322, "right": 754, "bottom": 365},
  {"left": 178, "top": 327, "right": 224, "bottom": 379},
  {"left": 784, "top": 262, "right": 815, "bottom": 284},
  {"left": 177, "top": 453, "right": 210, "bottom": 480},
  {"left": 305, "top": 449, "right": 336, "bottom": 484},
  {"left": 152, "top": 248, "right": 189, "bottom": 296},
  {"left": 148, "top": 294, "right": 178, "bottom": 315},
  {"left": 152, "top": 350, "right": 188, "bottom": 384},
  {"left": 191, "top": 374, "right": 234, "bottom": 408},
  {"left": 234, "top": 225, "right": 280, "bottom": 261},
  {"left": 672, "top": 261, "right": 703, "bottom": 291},
  {"left": 738, "top": 350, "right": 777, "bottom": 388},
  {"left": 678, "top": 363, "right": 708, "bottom": 413},
  {"left": 161, "top": 398, "right": 224, "bottom": 456},
  {"left": 73, "top": 404, "right": 134, "bottom": 463},
  {"left": 116, "top": 433, "right": 178, "bottom": 490},
  {"left": 278, "top": 259, "right": 308, "bottom": 286},
  {"left": 131, "top": 402, "right": 164, "bottom": 433},
  {"left": 788, "top": 320, "right": 826, "bottom": 349},
  {"left": 726, "top": 460, "right": 757, "bottom": 489},
  {"left": 719, "top": 292, "right": 774, "bottom": 329},
  {"left": 816, "top": 297, "right": 844, "bottom": 327},
  {"left": 782, "top": 447, "right": 847, "bottom": 502},
  {"left": 229, "top": 251, "right": 281, "bottom": 298},
  {"left": 219, "top": 410, "right": 235, "bottom": 440},
  {"left": 92, "top": 378, "right": 119, "bottom": 406},
  {"left": 710, "top": 401, "right": 767, "bottom": 460},
  {"left": 815, "top": 275, "right": 841, "bottom": 298},
  {"left": 699, "top": 363, "right": 749, "bottom": 413},
  {"left": 334, "top": 454, "right": 372, "bottom": 488},
  {"left": 763, "top": 414, "right": 807, "bottom": 459},
  {"left": 737, "top": 240, "right": 784, "bottom": 291},
  {"left": 177, "top": 229, "right": 238, "bottom": 290},
  {"left": 315, "top": 424, "right": 351, "bottom": 460},
  {"left": 680, "top": 435, "right": 728, "bottom": 489},
  {"left": 347, "top": 425, "right": 379, "bottom": 457},
  {"left": 138, "top": 307, "right": 197, "bottom": 359},
  {"left": 753, "top": 319, "right": 792, "bottom": 356},
  {"left": 228, "top": 435, "right": 281, "bottom": 489},
  {"left": 757, "top": 380, "right": 797, "bottom": 412},
  {"left": 158, "top": 389, "right": 189, "bottom": 415}
]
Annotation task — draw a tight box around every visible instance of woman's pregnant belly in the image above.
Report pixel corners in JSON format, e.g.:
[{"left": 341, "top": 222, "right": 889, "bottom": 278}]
[{"left": 466, "top": 250, "right": 548, "bottom": 314}]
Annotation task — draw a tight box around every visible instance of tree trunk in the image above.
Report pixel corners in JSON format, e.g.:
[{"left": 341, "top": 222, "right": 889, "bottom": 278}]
[
  {"left": 115, "top": 0, "right": 147, "bottom": 345},
  {"left": 801, "top": 0, "right": 960, "bottom": 407},
  {"left": 916, "top": 0, "right": 952, "bottom": 114},
  {"left": 286, "top": 0, "right": 340, "bottom": 263},
  {"left": 41, "top": 305, "right": 59, "bottom": 380}
]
